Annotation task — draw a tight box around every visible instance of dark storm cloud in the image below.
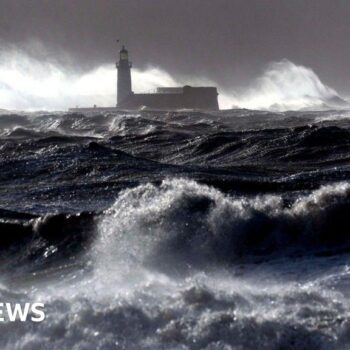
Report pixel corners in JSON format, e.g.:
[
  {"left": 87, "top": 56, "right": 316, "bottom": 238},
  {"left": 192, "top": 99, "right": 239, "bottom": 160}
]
[{"left": 1, "top": 0, "right": 350, "bottom": 93}]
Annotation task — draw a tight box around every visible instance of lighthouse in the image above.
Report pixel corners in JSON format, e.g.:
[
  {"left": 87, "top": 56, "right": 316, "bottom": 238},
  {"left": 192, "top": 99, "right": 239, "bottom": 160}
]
[
  {"left": 71, "top": 46, "right": 219, "bottom": 112},
  {"left": 116, "top": 45, "right": 132, "bottom": 105}
]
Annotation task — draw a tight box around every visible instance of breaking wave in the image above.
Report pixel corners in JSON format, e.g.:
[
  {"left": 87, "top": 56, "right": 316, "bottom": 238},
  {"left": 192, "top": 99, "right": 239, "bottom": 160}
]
[
  {"left": 230, "top": 60, "right": 349, "bottom": 111},
  {"left": 1, "top": 169, "right": 350, "bottom": 349},
  {"left": 22, "top": 179, "right": 347, "bottom": 350},
  {"left": 95, "top": 179, "right": 350, "bottom": 276},
  {"left": 3, "top": 179, "right": 350, "bottom": 278}
]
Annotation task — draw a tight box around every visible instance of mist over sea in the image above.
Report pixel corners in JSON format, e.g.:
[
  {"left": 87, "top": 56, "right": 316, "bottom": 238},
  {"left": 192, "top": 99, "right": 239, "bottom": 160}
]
[{"left": 0, "top": 105, "right": 349, "bottom": 349}]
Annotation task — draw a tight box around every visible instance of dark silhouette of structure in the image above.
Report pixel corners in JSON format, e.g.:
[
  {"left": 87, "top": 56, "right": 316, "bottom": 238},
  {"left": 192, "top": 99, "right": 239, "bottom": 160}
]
[
  {"left": 117, "top": 46, "right": 132, "bottom": 105},
  {"left": 116, "top": 46, "right": 219, "bottom": 110},
  {"left": 70, "top": 45, "right": 219, "bottom": 112}
]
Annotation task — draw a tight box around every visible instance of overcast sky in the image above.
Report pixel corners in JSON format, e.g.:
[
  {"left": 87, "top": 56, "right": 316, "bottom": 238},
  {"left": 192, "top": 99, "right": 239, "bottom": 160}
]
[{"left": 1, "top": 0, "right": 350, "bottom": 94}]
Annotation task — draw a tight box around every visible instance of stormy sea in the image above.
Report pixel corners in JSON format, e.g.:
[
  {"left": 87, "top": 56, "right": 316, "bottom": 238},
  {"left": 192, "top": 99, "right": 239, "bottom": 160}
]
[{"left": 1, "top": 107, "right": 350, "bottom": 350}]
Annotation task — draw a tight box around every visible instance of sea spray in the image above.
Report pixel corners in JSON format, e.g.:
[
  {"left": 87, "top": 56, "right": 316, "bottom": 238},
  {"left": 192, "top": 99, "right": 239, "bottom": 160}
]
[
  {"left": 230, "top": 60, "right": 348, "bottom": 111},
  {"left": 94, "top": 179, "right": 350, "bottom": 277},
  {"left": 1, "top": 49, "right": 348, "bottom": 111}
]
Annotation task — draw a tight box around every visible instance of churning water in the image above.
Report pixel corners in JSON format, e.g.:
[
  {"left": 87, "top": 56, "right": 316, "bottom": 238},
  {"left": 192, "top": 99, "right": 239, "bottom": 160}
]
[{"left": 0, "top": 109, "right": 350, "bottom": 349}]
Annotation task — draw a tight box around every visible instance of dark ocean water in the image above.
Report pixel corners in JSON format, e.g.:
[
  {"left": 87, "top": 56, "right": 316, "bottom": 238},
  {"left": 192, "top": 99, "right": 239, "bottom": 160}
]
[{"left": 1, "top": 109, "right": 350, "bottom": 349}]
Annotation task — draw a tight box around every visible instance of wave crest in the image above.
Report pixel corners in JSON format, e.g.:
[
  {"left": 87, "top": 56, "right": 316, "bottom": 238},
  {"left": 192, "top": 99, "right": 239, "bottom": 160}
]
[{"left": 96, "top": 179, "right": 350, "bottom": 275}]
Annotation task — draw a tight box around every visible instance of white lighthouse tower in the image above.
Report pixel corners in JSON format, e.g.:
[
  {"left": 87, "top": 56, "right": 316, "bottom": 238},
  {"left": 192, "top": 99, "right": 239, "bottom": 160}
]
[{"left": 116, "top": 45, "right": 132, "bottom": 105}]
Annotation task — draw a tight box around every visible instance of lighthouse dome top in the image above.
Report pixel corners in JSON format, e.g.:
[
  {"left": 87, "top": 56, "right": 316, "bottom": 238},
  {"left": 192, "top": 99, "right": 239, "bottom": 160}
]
[
  {"left": 120, "top": 45, "right": 128, "bottom": 53},
  {"left": 119, "top": 45, "right": 129, "bottom": 60}
]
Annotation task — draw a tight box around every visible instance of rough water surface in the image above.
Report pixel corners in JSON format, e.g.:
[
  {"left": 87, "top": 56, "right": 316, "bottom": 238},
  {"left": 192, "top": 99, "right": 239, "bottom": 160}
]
[{"left": 0, "top": 109, "right": 350, "bottom": 349}]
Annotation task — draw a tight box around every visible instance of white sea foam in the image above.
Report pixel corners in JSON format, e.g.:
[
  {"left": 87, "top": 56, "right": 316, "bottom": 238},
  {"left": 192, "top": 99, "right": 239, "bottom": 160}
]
[
  {"left": 0, "top": 179, "right": 349, "bottom": 349},
  {"left": 93, "top": 179, "right": 350, "bottom": 277}
]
